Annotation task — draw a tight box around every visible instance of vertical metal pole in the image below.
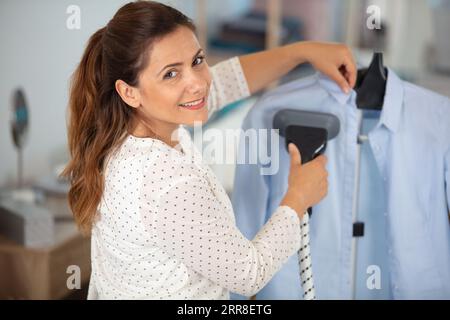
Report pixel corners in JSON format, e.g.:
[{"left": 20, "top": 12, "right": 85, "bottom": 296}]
[
  {"left": 18, "top": 147, "right": 23, "bottom": 188},
  {"left": 196, "top": 0, "right": 208, "bottom": 53},
  {"left": 266, "top": 0, "right": 282, "bottom": 50},
  {"left": 350, "top": 111, "right": 364, "bottom": 299},
  {"left": 266, "top": 0, "right": 282, "bottom": 90}
]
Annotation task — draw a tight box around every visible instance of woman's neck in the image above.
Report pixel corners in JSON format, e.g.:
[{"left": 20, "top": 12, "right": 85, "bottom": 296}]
[{"left": 131, "top": 118, "right": 180, "bottom": 148}]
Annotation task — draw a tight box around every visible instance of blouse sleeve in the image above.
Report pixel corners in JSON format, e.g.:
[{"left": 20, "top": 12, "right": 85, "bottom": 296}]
[
  {"left": 207, "top": 57, "right": 251, "bottom": 118},
  {"left": 151, "top": 176, "right": 301, "bottom": 297}
]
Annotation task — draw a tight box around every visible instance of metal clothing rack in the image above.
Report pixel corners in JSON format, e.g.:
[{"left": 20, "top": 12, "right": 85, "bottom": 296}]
[{"left": 350, "top": 110, "right": 376, "bottom": 299}]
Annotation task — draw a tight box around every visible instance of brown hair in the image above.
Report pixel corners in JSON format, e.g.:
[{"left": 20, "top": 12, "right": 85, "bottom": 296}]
[{"left": 61, "top": 1, "right": 195, "bottom": 234}]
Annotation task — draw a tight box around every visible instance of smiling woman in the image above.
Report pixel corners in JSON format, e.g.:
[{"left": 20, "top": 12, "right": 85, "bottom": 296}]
[
  {"left": 61, "top": 0, "right": 354, "bottom": 300},
  {"left": 115, "top": 26, "right": 213, "bottom": 142},
  {"left": 62, "top": 1, "right": 200, "bottom": 234}
]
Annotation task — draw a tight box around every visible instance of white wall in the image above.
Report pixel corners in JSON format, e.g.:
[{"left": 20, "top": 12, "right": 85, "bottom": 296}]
[
  {"left": 0, "top": 0, "right": 128, "bottom": 186},
  {"left": 344, "top": 0, "right": 434, "bottom": 73},
  {"left": 0, "top": 0, "right": 251, "bottom": 187},
  {"left": 382, "top": 0, "right": 434, "bottom": 73}
]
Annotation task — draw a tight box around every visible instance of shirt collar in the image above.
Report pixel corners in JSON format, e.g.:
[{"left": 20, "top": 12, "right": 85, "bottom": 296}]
[
  {"left": 316, "top": 72, "right": 354, "bottom": 106},
  {"left": 378, "top": 68, "right": 404, "bottom": 133},
  {"left": 316, "top": 68, "right": 404, "bottom": 133}
]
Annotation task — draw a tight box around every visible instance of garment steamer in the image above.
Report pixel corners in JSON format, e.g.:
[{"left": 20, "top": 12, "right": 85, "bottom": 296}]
[{"left": 273, "top": 110, "right": 340, "bottom": 300}]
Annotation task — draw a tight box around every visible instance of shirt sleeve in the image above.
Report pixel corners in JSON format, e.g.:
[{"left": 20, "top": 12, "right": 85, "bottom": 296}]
[
  {"left": 207, "top": 57, "right": 251, "bottom": 118},
  {"left": 152, "top": 177, "right": 301, "bottom": 297}
]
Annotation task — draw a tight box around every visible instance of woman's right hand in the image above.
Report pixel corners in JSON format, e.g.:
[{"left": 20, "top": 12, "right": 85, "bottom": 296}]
[{"left": 280, "top": 143, "right": 329, "bottom": 219}]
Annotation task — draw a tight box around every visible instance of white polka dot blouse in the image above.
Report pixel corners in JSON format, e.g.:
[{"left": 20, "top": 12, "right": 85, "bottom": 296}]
[{"left": 87, "top": 57, "right": 302, "bottom": 299}]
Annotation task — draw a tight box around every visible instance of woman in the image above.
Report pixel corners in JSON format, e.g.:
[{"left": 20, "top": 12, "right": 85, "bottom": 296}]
[{"left": 63, "top": 1, "right": 356, "bottom": 299}]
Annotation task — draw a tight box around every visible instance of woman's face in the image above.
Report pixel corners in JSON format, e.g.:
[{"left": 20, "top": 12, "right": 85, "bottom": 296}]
[{"left": 134, "top": 26, "right": 211, "bottom": 137}]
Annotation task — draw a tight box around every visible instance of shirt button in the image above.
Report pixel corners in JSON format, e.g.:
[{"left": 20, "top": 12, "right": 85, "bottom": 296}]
[
  {"left": 384, "top": 212, "right": 388, "bottom": 217},
  {"left": 388, "top": 249, "right": 393, "bottom": 255}
]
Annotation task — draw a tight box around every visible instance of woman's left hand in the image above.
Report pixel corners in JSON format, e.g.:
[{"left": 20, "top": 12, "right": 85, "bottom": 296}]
[{"left": 301, "top": 41, "right": 357, "bottom": 94}]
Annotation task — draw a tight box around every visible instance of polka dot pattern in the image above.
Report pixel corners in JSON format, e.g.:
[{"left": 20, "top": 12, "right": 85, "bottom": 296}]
[
  {"left": 87, "top": 57, "right": 302, "bottom": 300},
  {"left": 208, "top": 57, "right": 251, "bottom": 116}
]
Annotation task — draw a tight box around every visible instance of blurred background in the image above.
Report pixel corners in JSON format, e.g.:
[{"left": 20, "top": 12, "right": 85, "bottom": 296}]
[{"left": 0, "top": 0, "right": 449, "bottom": 299}]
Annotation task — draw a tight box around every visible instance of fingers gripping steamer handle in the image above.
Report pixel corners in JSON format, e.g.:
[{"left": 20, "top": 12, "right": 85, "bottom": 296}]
[
  {"left": 285, "top": 125, "right": 327, "bottom": 216},
  {"left": 273, "top": 110, "right": 340, "bottom": 300}
]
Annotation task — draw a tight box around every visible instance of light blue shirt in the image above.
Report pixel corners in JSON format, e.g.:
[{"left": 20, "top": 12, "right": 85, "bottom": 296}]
[{"left": 231, "top": 69, "right": 450, "bottom": 299}]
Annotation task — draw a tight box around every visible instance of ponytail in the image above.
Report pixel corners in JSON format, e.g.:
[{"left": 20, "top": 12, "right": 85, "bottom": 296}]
[{"left": 62, "top": 27, "right": 130, "bottom": 234}]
